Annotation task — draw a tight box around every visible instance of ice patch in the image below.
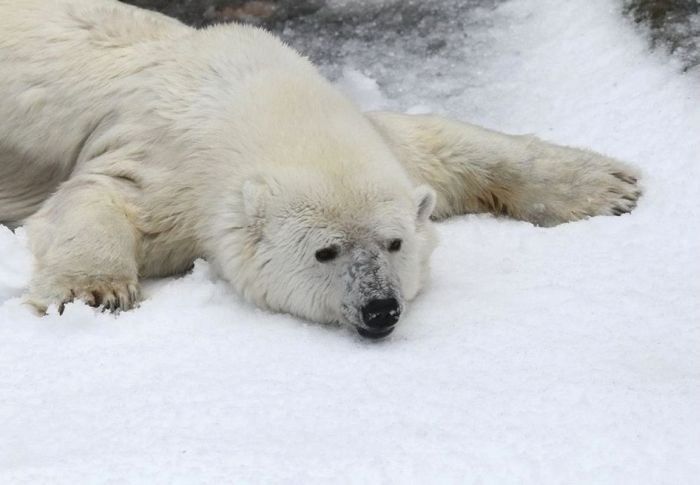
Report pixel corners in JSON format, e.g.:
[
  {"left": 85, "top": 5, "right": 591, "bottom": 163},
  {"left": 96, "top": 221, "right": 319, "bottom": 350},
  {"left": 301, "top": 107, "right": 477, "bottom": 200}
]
[{"left": 335, "top": 67, "right": 387, "bottom": 110}]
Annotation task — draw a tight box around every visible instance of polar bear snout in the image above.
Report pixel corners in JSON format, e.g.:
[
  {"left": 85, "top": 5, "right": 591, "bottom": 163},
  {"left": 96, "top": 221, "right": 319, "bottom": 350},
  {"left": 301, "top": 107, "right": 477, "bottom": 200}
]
[
  {"left": 357, "top": 298, "right": 401, "bottom": 339},
  {"left": 341, "top": 246, "right": 405, "bottom": 338},
  {"left": 362, "top": 298, "right": 400, "bottom": 329}
]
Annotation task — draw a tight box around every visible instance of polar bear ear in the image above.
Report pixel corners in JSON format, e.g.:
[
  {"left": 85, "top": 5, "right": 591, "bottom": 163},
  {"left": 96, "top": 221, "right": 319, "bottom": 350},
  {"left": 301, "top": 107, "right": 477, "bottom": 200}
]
[
  {"left": 413, "top": 185, "right": 437, "bottom": 222},
  {"left": 242, "top": 180, "right": 270, "bottom": 221}
]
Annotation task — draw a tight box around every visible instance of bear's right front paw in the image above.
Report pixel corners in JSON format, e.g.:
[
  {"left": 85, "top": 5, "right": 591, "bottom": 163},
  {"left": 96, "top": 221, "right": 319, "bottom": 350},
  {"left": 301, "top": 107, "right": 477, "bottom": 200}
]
[{"left": 27, "top": 275, "right": 141, "bottom": 315}]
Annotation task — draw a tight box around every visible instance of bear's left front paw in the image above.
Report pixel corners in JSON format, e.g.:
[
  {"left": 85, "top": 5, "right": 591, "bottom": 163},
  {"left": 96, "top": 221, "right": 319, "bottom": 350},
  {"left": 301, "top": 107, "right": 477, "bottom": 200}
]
[
  {"left": 535, "top": 161, "right": 642, "bottom": 226},
  {"left": 524, "top": 158, "right": 643, "bottom": 226},
  {"left": 593, "top": 168, "right": 642, "bottom": 217}
]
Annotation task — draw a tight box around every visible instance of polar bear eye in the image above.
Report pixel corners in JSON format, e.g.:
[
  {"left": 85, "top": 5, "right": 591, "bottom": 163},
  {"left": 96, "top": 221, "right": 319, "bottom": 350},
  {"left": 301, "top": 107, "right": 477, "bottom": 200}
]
[
  {"left": 315, "top": 245, "right": 339, "bottom": 263},
  {"left": 388, "top": 239, "right": 402, "bottom": 252}
]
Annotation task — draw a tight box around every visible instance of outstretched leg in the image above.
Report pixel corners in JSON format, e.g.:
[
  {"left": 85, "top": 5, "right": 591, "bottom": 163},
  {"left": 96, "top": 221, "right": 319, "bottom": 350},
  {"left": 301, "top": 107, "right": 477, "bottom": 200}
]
[
  {"left": 368, "top": 112, "right": 641, "bottom": 226},
  {"left": 25, "top": 175, "right": 141, "bottom": 313}
]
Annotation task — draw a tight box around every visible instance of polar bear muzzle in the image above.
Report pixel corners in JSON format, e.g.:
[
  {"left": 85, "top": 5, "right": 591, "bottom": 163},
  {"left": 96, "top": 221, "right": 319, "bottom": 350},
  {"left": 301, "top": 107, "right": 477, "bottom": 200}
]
[
  {"left": 357, "top": 298, "right": 401, "bottom": 339},
  {"left": 341, "top": 247, "right": 404, "bottom": 339}
]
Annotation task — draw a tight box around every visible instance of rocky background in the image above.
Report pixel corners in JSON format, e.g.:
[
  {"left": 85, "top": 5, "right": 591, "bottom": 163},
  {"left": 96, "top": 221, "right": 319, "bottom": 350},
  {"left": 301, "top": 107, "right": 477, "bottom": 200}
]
[
  {"left": 123, "top": 0, "right": 323, "bottom": 26},
  {"left": 122, "top": 0, "right": 699, "bottom": 71},
  {"left": 623, "top": 0, "right": 699, "bottom": 70}
]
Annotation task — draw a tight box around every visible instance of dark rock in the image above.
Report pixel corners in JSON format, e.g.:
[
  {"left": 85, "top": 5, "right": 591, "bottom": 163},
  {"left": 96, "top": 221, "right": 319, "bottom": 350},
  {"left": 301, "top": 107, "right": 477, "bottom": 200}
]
[
  {"left": 122, "top": 0, "right": 324, "bottom": 27},
  {"left": 623, "top": 0, "right": 700, "bottom": 70},
  {"left": 121, "top": 0, "right": 700, "bottom": 71}
]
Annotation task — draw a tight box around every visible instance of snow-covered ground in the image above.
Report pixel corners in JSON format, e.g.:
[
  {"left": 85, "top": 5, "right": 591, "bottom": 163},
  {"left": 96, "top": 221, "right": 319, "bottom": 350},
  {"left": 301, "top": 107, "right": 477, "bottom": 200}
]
[{"left": 1, "top": 0, "right": 699, "bottom": 482}]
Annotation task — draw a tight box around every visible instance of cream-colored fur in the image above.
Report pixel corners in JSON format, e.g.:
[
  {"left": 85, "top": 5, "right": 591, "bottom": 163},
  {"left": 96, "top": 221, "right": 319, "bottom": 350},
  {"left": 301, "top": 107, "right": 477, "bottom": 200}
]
[
  {"left": 0, "top": 0, "right": 640, "bottom": 330},
  {"left": 368, "top": 112, "right": 640, "bottom": 226}
]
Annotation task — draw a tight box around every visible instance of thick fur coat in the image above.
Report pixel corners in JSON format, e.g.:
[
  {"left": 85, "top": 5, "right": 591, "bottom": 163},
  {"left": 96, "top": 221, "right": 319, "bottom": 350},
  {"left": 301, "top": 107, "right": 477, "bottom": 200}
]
[{"left": 0, "top": 0, "right": 641, "bottom": 337}]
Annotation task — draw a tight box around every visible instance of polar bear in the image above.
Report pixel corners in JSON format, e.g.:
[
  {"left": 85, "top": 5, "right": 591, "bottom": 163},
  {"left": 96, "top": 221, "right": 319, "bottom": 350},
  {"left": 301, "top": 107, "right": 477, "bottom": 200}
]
[{"left": 0, "top": 0, "right": 640, "bottom": 338}]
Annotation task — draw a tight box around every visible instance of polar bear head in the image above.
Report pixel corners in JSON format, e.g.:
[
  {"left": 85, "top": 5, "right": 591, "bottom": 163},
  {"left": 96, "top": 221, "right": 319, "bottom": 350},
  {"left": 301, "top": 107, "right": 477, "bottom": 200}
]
[{"left": 213, "top": 167, "right": 437, "bottom": 339}]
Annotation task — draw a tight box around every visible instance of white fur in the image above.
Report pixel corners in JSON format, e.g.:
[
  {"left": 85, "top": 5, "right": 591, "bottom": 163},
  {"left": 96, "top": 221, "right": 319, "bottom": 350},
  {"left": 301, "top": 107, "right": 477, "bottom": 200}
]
[{"left": 0, "top": 0, "right": 641, "bottom": 331}]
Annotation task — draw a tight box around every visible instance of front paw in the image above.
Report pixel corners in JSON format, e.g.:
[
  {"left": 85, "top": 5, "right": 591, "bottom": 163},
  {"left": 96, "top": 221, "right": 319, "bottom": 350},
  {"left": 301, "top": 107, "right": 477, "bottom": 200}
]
[
  {"left": 586, "top": 167, "right": 642, "bottom": 218},
  {"left": 27, "top": 273, "right": 141, "bottom": 314},
  {"left": 528, "top": 156, "right": 643, "bottom": 226}
]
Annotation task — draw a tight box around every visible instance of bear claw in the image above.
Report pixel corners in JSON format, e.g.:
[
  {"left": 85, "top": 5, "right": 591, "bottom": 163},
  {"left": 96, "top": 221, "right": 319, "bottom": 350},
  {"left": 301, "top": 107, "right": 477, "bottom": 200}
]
[{"left": 31, "top": 278, "right": 141, "bottom": 315}]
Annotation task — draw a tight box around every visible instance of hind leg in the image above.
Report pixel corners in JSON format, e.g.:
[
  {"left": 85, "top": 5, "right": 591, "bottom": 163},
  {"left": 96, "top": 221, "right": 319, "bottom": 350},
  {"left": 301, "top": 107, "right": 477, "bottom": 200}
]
[{"left": 25, "top": 175, "right": 141, "bottom": 313}]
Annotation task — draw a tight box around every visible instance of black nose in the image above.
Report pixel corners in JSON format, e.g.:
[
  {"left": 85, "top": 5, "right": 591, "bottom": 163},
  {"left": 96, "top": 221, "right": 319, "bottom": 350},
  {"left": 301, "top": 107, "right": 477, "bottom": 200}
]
[{"left": 361, "top": 298, "right": 401, "bottom": 329}]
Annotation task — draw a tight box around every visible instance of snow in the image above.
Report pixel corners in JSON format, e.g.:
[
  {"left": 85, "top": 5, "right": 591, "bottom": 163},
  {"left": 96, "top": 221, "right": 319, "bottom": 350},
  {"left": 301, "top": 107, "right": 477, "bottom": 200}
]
[{"left": 1, "top": 0, "right": 699, "bottom": 482}]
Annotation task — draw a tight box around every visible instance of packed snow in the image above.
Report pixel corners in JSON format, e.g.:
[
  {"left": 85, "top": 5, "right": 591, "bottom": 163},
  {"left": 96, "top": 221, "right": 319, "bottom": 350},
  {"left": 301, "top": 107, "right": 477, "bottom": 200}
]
[{"left": 1, "top": 0, "right": 699, "bottom": 482}]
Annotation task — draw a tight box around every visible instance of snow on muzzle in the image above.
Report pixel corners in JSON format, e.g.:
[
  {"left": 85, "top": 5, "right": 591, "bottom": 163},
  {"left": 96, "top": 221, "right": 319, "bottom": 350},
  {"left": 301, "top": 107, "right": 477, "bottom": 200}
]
[{"left": 341, "top": 247, "right": 404, "bottom": 339}]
